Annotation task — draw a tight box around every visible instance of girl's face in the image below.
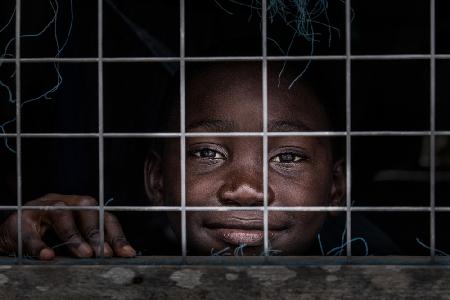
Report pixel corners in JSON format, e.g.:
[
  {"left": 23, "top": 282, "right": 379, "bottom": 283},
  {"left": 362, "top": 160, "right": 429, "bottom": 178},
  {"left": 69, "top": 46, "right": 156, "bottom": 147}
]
[{"left": 149, "top": 63, "right": 345, "bottom": 255}]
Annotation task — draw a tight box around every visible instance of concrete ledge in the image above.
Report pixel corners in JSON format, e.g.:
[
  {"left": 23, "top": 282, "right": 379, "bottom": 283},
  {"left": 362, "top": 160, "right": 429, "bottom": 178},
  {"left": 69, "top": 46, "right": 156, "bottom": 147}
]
[{"left": 0, "top": 264, "right": 449, "bottom": 299}]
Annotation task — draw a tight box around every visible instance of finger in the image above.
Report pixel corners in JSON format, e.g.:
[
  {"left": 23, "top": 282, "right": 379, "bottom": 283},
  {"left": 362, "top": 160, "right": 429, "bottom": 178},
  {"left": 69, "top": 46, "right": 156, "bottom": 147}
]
[
  {"left": 21, "top": 213, "right": 55, "bottom": 260},
  {"left": 71, "top": 197, "right": 113, "bottom": 257},
  {"left": 49, "top": 204, "right": 93, "bottom": 258},
  {"left": 22, "top": 230, "right": 55, "bottom": 260},
  {"left": 76, "top": 210, "right": 113, "bottom": 258},
  {"left": 0, "top": 213, "right": 19, "bottom": 255},
  {"left": 104, "top": 213, "right": 136, "bottom": 258}
]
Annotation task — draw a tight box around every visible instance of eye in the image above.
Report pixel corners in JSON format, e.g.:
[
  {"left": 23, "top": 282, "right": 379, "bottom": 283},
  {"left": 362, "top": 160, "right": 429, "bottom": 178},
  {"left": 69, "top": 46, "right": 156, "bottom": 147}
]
[
  {"left": 270, "top": 152, "right": 305, "bottom": 163},
  {"left": 190, "top": 148, "right": 225, "bottom": 160}
]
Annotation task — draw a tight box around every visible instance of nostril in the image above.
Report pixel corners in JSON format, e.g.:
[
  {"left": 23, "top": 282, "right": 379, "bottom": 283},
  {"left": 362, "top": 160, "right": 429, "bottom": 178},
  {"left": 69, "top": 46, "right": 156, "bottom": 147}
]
[{"left": 219, "top": 184, "right": 265, "bottom": 206}]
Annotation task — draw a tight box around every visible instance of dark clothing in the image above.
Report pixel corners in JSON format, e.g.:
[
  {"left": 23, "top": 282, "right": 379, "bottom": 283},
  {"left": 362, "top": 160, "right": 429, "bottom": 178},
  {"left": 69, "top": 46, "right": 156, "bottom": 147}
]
[
  {"left": 309, "top": 213, "right": 401, "bottom": 256},
  {"left": 123, "top": 212, "right": 401, "bottom": 257}
]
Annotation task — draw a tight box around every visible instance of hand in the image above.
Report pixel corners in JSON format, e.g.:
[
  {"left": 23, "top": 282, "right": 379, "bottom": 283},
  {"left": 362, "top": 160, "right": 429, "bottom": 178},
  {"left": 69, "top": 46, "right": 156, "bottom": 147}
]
[{"left": 0, "top": 193, "right": 136, "bottom": 260}]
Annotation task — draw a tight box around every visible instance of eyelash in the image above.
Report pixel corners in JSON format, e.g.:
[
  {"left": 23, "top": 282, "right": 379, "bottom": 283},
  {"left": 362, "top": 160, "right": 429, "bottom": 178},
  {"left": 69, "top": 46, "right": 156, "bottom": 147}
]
[
  {"left": 188, "top": 147, "right": 308, "bottom": 165},
  {"left": 270, "top": 152, "right": 308, "bottom": 164},
  {"left": 189, "top": 147, "right": 226, "bottom": 160}
]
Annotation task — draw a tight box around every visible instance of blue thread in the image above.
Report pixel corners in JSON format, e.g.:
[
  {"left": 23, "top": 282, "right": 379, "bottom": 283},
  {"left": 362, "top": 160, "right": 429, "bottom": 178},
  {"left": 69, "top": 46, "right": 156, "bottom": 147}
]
[
  {"left": 338, "top": 226, "right": 346, "bottom": 256},
  {"left": 214, "top": 0, "right": 235, "bottom": 15},
  {"left": 214, "top": 0, "right": 342, "bottom": 89},
  {"left": 258, "top": 241, "right": 283, "bottom": 256},
  {"left": 317, "top": 233, "right": 325, "bottom": 255},
  {"left": 1, "top": 0, "right": 74, "bottom": 153},
  {"left": 233, "top": 243, "right": 247, "bottom": 256},
  {"left": 211, "top": 247, "right": 231, "bottom": 256},
  {"left": 416, "top": 238, "right": 449, "bottom": 256},
  {"left": 326, "top": 237, "right": 369, "bottom": 256},
  {"left": 317, "top": 227, "right": 369, "bottom": 256},
  {"left": 105, "top": 197, "right": 114, "bottom": 206},
  {"left": 265, "top": 249, "right": 283, "bottom": 256},
  {"left": 104, "top": 0, "right": 177, "bottom": 75},
  {"left": 210, "top": 243, "right": 282, "bottom": 256},
  {"left": 0, "top": 6, "right": 15, "bottom": 35}
]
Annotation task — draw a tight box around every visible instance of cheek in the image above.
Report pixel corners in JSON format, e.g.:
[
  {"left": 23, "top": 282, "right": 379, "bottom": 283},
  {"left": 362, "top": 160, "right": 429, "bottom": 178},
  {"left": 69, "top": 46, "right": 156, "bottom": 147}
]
[
  {"left": 162, "top": 161, "right": 181, "bottom": 206},
  {"left": 272, "top": 212, "right": 327, "bottom": 254},
  {"left": 186, "top": 173, "right": 223, "bottom": 206},
  {"left": 270, "top": 167, "right": 333, "bottom": 206}
]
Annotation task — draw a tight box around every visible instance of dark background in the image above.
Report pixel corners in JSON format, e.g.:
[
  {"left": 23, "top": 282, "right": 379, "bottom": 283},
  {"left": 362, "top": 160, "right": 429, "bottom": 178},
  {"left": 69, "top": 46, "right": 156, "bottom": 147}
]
[{"left": 0, "top": 0, "right": 449, "bottom": 256}]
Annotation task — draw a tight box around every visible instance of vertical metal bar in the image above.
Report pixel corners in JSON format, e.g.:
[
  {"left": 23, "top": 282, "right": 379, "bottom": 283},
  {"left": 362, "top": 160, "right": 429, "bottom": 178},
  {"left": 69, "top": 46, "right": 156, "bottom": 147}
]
[
  {"left": 429, "top": 0, "right": 436, "bottom": 260},
  {"left": 345, "top": 0, "right": 352, "bottom": 257},
  {"left": 180, "top": 0, "right": 187, "bottom": 258},
  {"left": 15, "top": 0, "right": 22, "bottom": 264},
  {"left": 261, "top": 0, "right": 269, "bottom": 257},
  {"left": 98, "top": 0, "right": 105, "bottom": 258}
]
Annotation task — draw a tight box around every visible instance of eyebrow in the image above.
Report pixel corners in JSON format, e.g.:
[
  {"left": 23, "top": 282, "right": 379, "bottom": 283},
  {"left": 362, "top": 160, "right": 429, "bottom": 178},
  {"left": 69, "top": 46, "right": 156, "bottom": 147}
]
[
  {"left": 268, "top": 120, "right": 313, "bottom": 132},
  {"left": 186, "top": 119, "right": 314, "bottom": 132},
  {"left": 187, "top": 119, "right": 236, "bottom": 132}
]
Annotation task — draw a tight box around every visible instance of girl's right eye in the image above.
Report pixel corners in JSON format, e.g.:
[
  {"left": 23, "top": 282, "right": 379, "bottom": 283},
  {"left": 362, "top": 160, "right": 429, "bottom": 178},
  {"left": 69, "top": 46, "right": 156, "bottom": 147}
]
[{"left": 190, "top": 148, "right": 225, "bottom": 160}]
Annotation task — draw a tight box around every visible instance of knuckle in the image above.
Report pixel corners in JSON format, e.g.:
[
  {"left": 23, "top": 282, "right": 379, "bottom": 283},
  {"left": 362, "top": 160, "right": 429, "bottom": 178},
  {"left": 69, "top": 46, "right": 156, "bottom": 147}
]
[
  {"left": 6, "top": 213, "right": 18, "bottom": 225},
  {"left": 24, "top": 199, "right": 40, "bottom": 206},
  {"left": 85, "top": 226, "right": 100, "bottom": 241},
  {"left": 44, "top": 193, "right": 59, "bottom": 199},
  {"left": 64, "top": 230, "right": 82, "bottom": 243},
  {"left": 110, "top": 235, "right": 128, "bottom": 247},
  {"left": 77, "top": 196, "right": 97, "bottom": 207},
  {"left": 49, "top": 202, "right": 68, "bottom": 215},
  {"left": 104, "top": 212, "right": 119, "bottom": 224}
]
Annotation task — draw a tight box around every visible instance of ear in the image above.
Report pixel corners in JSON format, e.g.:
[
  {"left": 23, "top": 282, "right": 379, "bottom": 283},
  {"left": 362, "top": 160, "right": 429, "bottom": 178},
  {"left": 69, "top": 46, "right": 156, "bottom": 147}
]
[
  {"left": 144, "top": 151, "right": 164, "bottom": 206},
  {"left": 329, "top": 158, "right": 346, "bottom": 216}
]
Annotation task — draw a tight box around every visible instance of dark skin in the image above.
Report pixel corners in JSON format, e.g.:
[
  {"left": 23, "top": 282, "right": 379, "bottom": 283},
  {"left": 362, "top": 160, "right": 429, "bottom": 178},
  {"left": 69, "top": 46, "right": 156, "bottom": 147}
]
[
  {"left": 0, "top": 194, "right": 136, "bottom": 260},
  {"left": 147, "top": 63, "right": 346, "bottom": 255},
  {"left": 0, "top": 62, "right": 345, "bottom": 259}
]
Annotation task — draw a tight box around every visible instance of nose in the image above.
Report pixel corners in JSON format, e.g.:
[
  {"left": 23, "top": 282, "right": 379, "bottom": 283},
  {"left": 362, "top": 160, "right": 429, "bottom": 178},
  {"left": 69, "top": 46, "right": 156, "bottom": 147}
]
[{"left": 218, "top": 170, "right": 274, "bottom": 206}]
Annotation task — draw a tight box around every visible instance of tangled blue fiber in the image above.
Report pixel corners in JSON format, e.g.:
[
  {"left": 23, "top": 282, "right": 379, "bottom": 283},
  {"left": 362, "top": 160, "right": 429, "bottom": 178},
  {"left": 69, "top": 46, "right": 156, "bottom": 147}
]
[{"left": 0, "top": 0, "right": 73, "bottom": 153}]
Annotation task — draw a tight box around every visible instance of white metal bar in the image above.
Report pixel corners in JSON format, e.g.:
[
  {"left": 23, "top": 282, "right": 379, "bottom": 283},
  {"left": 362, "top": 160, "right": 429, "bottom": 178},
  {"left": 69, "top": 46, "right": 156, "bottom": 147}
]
[
  {"left": 5, "top": 131, "right": 450, "bottom": 138},
  {"left": 430, "top": 0, "right": 436, "bottom": 260},
  {"left": 2, "top": 54, "right": 450, "bottom": 63},
  {"left": 180, "top": 0, "right": 187, "bottom": 258},
  {"left": 4, "top": 205, "right": 450, "bottom": 212},
  {"left": 98, "top": 0, "right": 105, "bottom": 258},
  {"left": 15, "top": 0, "right": 22, "bottom": 264},
  {"left": 345, "top": 0, "right": 352, "bottom": 257},
  {"left": 261, "top": 0, "right": 269, "bottom": 257}
]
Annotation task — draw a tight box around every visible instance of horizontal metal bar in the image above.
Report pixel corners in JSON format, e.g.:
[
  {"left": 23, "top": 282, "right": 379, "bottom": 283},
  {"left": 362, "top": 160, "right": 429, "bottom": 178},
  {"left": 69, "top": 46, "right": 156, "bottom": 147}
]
[
  {"left": 1, "top": 206, "right": 448, "bottom": 212},
  {"left": 2, "top": 131, "right": 450, "bottom": 138},
  {"left": 351, "top": 54, "right": 448, "bottom": 60},
  {"left": 19, "top": 133, "right": 100, "bottom": 138},
  {"left": 20, "top": 206, "right": 100, "bottom": 210},
  {"left": 6, "top": 256, "right": 450, "bottom": 266},
  {"left": 1, "top": 54, "right": 450, "bottom": 63}
]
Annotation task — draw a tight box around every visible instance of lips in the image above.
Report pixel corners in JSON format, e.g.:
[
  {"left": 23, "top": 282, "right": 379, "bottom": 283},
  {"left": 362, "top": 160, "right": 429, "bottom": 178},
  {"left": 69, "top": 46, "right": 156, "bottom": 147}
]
[{"left": 203, "top": 215, "right": 288, "bottom": 247}]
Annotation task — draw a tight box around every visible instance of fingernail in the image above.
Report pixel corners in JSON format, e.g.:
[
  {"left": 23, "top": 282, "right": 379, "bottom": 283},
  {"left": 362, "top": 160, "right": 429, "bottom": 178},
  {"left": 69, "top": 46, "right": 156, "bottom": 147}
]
[
  {"left": 39, "top": 248, "right": 54, "bottom": 261},
  {"left": 103, "top": 243, "right": 113, "bottom": 258},
  {"left": 122, "top": 245, "right": 136, "bottom": 257},
  {"left": 78, "top": 243, "right": 93, "bottom": 257}
]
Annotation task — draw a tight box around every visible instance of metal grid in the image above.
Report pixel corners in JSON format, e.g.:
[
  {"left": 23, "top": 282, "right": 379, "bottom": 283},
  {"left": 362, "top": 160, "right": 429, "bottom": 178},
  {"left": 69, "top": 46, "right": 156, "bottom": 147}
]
[{"left": 0, "top": 0, "right": 448, "bottom": 264}]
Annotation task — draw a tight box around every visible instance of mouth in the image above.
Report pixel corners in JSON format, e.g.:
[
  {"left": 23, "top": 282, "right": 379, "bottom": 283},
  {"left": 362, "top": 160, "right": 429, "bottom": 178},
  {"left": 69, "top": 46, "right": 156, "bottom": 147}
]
[{"left": 203, "top": 217, "right": 288, "bottom": 247}]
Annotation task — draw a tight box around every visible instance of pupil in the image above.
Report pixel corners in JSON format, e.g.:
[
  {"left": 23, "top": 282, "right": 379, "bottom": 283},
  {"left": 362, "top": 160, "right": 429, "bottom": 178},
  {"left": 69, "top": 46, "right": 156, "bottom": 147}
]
[
  {"left": 201, "top": 149, "right": 215, "bottom": 158},
  {"left": 281, "top": 153, "right": 293, "bottom": 162}
]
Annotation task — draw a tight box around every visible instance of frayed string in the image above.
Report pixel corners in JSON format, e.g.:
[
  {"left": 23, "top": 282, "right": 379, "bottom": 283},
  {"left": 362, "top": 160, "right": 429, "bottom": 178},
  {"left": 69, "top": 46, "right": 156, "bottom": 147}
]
[
  {"left": 104, "top": 0, "right": 177, "bottom": 75},
  {"left": 416, "top": 238, "right": 449, "bottom": 256},
  {"left": 216, "top": 0, "right": 342, "bottom": 89},
  {"left": 317, "top": 228, "right": 369, "bottom": 256},
  {"left": 1, "top": 0, "right": 74, "bottom": 154},
  {"left": 105, "top": 197, "right": 114, "bottom": 206}
]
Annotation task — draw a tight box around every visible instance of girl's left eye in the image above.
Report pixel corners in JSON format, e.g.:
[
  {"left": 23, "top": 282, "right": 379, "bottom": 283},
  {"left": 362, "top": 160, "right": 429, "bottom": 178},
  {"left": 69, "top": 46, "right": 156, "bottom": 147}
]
[
  {"left": 271, "top": 153, "right": 305, "bottom": 163},
  {"left": 191, "top": 148, "right": 225, "bottom": 159}
]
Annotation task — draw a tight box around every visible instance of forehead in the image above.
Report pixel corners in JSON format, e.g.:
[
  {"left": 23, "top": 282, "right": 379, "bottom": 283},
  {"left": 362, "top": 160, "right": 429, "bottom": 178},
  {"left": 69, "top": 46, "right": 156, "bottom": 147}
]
[{"left": 185, "top": 63, "right": 330, "bottom": 132}]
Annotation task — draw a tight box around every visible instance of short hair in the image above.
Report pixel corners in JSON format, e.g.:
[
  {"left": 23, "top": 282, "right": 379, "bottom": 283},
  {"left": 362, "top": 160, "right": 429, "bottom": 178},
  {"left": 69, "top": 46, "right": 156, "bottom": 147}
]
[{"left": 155, "top": 61, "right": 345, "bottom": 160}]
